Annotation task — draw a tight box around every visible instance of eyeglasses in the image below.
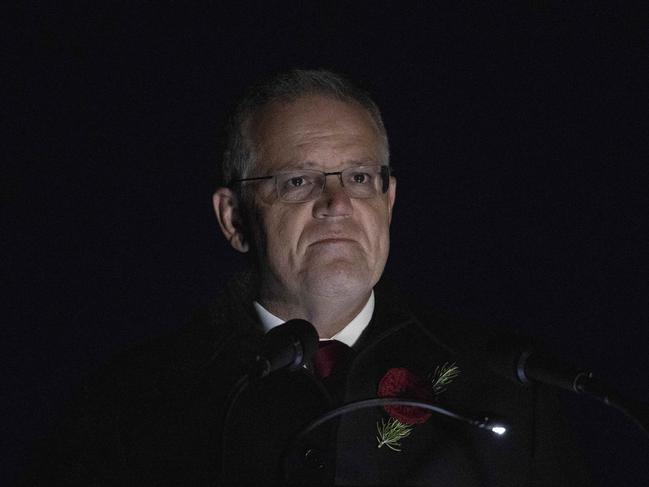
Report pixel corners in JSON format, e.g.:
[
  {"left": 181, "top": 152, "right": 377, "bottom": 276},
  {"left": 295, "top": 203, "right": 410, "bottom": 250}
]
[{"left": 231, "top": 165, "right": 391, "bottom": 203}]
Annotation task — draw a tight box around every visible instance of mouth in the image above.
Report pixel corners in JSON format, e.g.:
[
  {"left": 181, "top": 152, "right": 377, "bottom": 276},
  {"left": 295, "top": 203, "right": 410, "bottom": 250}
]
[{"left": 309, "top": 237, "right": 357, "bottom": 246}]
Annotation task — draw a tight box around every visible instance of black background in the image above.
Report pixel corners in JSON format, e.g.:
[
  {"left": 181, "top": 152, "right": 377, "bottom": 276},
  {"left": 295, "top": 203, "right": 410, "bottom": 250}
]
[{"left": 4, "top": 2, "right": 648, "bottom": 485}]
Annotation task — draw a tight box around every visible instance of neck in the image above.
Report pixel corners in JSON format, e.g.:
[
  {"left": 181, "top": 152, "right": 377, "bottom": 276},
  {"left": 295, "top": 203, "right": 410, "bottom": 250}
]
[{"left": 259, "top": 290, "right": 371, "bottom": 339}]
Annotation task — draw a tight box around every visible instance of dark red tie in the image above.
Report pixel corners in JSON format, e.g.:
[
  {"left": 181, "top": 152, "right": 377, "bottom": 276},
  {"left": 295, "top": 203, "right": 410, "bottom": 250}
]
[{"left": 312, "top": 340, "right": 353, "bottom": 380}]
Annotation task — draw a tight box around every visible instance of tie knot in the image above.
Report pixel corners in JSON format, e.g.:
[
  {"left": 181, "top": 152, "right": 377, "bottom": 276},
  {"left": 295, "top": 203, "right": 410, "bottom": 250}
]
[{"left": 312, "top": 340, "right": 353, "bottom": 380}]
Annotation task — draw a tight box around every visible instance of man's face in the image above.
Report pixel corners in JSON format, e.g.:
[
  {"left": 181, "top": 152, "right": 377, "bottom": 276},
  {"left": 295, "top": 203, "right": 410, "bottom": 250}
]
[{"left": 238, "top": 95, "right": 395, "bottom": 304}]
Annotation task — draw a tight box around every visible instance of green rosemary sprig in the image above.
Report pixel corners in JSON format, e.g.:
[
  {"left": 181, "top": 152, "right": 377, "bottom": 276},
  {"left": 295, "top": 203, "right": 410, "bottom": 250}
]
[
  {"left": 375, "top": 363, "right": 461, "bottom": 453},
  {"left": 376, "top": 417, "right": 413, "bottom": 452},
  {"left": 430, "top": 362, "right": 460, "bottom": 395}
]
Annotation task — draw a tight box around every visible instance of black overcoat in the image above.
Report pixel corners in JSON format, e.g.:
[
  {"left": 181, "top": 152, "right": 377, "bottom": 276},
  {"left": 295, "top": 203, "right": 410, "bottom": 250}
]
[{"left": 24, "top": 273, "right": 589, "bottom": 486}]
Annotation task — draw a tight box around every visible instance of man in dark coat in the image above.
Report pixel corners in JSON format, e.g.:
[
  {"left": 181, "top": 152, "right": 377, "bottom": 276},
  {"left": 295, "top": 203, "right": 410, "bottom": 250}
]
[{"left": 25, "top": 69, "right": 588, "bottom": 486}]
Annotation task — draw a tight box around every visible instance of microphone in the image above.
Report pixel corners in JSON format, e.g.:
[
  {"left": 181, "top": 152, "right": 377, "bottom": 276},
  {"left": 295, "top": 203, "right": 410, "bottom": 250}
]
[
  {"left": 220, "top": 319, "right": 318, "bottom": 482},
  {"left": 252, "top": 319, "right": 319, "bottom": 379},
  {"left": 474, "top": 335, "right": 593, "bottom": 393},
  {"left": 419, "top": 321, "right": 643, "bottom": 416},
  {"left": 514, "top": 348, "right": 591, "bottom": 393},
  {"left": 480, "top": 339, "right": 648, "bottom": 435},
  {"left": 443, "top": 331, "right": 591, "bottom": 393}
]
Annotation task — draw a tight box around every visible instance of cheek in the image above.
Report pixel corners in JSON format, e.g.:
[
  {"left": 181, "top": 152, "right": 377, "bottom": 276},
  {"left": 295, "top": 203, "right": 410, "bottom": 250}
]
[
  {"left": 261, "top": 209, "right": 306, "bottom": 263},
  {"left": 374, "top": 226, "right": 391, "bottom": 262},
  {"left": 362, "top": 205, "right": 392, "bottom": 249}
]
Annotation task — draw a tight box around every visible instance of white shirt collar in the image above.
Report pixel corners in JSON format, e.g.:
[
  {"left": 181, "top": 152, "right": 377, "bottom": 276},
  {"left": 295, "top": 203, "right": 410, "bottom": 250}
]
[{"left": 253, "top": 291, "right": 375, "bottom": 347}]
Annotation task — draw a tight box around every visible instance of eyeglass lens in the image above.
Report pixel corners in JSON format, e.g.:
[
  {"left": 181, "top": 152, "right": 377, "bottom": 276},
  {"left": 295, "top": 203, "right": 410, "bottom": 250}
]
[{"left": 276, "top": 166, "right": 388, "bottom": 202}]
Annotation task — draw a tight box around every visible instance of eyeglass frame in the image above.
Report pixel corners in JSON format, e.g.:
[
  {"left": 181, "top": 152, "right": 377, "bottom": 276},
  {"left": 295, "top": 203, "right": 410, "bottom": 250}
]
[{"left": 230, "top": 164, "right": 392, "bottom": 203}]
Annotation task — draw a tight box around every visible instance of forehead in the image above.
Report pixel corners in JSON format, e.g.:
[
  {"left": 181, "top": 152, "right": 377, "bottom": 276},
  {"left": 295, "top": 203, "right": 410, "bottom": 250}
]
[{"left": 248, "top": 95, "right": 384, "bottom": 172}]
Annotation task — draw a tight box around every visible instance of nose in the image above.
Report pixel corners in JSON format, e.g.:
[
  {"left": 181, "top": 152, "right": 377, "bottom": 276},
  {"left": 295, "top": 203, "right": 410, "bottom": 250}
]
[{"left": 312, "top": 174, "right": 353, "bottom": 219}]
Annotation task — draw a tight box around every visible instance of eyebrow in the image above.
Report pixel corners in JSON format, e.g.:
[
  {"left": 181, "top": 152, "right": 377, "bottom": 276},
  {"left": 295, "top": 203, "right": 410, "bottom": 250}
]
[{"left": 274, "top": 158, "right": 377, "bottom": 172}]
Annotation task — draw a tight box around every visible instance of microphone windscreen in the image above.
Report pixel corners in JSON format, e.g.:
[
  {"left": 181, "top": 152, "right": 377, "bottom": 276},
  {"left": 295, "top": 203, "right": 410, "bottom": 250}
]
[{"left": 262, "top": 319, "right": 319, "bottom": 373}]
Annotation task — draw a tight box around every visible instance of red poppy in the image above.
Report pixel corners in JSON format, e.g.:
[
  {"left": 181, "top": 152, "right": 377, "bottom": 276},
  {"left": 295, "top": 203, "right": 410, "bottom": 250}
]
[{"left": 377, "top": 367, "right": 434, "bottom": 424}]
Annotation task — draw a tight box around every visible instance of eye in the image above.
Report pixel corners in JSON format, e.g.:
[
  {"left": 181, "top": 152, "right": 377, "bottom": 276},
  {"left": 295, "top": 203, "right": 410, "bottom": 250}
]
[
  {"left": 289, "top": 176, "right": 305, "bottom": 187},
  {"left": 279, "top": 172, "right": 317, "bottom": 193},
  {"left": 350, "top": 171, "right": 372, "bottom": 184}
]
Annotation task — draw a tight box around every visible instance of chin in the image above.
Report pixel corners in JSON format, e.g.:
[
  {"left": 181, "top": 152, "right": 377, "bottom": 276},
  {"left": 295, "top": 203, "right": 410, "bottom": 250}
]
[{"left": 302, "top": 262, "right": 373, "bottom": 299}]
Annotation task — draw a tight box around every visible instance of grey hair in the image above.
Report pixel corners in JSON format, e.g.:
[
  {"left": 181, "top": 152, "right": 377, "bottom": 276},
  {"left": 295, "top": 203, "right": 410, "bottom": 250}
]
[{"left": 220, "top": 68, "right": 390, "bottom": 187}]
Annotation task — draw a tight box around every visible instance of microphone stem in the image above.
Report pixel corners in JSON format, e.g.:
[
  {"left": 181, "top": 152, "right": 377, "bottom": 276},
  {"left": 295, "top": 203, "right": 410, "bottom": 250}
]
[
  {"left": 280, "top": 397, "right": 502, "bottom": 482},
  {"left": 577, "top": 375, "right": 649, "bottom": 437},
  {"left": 219, "top": 373, "right": 251, "bottom": 484}
]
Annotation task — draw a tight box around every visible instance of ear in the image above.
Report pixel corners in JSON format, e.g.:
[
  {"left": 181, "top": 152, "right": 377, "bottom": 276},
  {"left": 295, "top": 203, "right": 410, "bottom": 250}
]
[
  {"left": 387, "top": 176, "right": 396, "bottom": 223},
  {"left": 212, "top": 187, "right": 250, "bottom": 253}
]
